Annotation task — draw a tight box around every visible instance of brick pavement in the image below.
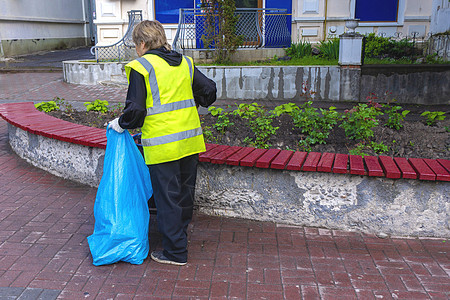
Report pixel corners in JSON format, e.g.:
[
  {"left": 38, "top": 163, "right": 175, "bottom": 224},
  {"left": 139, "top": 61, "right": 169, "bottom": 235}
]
[
  {"left": 1, "top": 117, "right": 450, "bottom": 299},
  {"left": 0, "top": 73, "right": 127, "bottom": 105}
]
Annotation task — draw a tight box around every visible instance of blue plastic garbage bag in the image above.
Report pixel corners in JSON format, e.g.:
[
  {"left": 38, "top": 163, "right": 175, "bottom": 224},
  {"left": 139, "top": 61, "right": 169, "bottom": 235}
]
[{"left": 87, "top": 128, "right": 153, "bottom": 266}]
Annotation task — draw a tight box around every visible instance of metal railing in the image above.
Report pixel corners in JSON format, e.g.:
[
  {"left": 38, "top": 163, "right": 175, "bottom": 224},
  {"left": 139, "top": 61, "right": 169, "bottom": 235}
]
[
  {"left": 172, "top": 8, "right": 291, "bottom": 51},
  {"left": 90, "top": 10, "right": 142, "bottom": 62}
]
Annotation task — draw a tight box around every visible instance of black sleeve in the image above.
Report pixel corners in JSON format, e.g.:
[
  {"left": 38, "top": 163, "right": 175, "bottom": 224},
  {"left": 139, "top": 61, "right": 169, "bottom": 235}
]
[
  {"left": 118, "top": 69, "right": 147, "bottom": 129},
  {"left": 193, "top": 66, "right": 217, "bottom": 108}
]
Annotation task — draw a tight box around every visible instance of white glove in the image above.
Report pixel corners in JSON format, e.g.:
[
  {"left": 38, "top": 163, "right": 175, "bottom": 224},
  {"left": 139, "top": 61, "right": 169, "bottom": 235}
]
[{"left": 108, "top": 118, "right": 125, "bottom": 133}]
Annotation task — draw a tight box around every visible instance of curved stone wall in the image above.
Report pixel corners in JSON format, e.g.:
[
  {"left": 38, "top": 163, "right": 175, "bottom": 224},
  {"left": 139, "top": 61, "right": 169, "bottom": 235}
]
[{"left": 2, "top": 102, "right": 449, "bottom": 237}]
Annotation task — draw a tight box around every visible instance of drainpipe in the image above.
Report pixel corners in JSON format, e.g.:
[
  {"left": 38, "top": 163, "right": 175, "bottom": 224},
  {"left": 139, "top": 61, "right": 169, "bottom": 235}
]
[{"left": 323, "top": 0, "right": 328, "bottom": 40}]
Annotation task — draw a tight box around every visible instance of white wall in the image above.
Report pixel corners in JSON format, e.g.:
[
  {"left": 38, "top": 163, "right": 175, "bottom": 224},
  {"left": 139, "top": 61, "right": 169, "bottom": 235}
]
[
  {"left": 431, "top": 0, "right": 450, "bottom": 34},
  {"left": 0, "top": 0, "right": 92, "bottom": 56}
]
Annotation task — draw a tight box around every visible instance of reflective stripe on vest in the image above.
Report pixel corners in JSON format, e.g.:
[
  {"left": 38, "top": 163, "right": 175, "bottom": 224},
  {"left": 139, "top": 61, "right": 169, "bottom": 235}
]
[
  {"left": 136, "top": 56, "right": 202, "bottom": 148},
  {"left": 137, "top": 56, "right": 195, "bottom": 116},
  {"left": 141, "top": 127, "right": 202, "bottom": 147}
]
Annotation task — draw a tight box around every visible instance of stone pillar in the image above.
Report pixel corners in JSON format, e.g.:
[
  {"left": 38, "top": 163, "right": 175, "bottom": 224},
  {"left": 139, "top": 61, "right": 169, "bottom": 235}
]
[{"left": 338, "top": 32, "right": 364, "bottom": 66}]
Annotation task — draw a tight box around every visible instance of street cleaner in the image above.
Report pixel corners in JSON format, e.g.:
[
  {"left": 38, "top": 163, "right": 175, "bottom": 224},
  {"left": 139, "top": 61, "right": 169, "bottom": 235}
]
[{"left": 109, "top": 20, "right": 217, "bottom": 266}]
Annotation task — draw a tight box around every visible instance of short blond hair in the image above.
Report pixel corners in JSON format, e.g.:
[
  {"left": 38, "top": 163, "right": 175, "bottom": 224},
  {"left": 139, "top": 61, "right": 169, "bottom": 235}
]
[{"left": 132, "top": 20, "right": 171, "bottom": 51}]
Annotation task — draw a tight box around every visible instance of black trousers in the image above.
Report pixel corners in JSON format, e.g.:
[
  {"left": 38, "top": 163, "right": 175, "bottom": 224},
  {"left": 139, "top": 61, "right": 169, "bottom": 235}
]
[{"left": 148, "top": 154, "right": 198, "bottom": 262}]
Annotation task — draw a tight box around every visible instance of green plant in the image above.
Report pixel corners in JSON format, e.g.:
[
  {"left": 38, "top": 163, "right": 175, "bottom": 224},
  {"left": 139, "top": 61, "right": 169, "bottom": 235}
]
[
  {"left": 208, "top": 106, "right": 224, "bottom": 116},
  {"left": 349, "top": 143, "right": 370, "bottom": 157},
  {"left": 208, "top": 106, "right": 234, "bottom": 134},
  {"left": 423, "top": 53, "right": 446, "bottom": 64},
  {"left": 383, "top": 102, "right": 410, "bottom": 130},
  {"left": 84, "top": 99, "right": 109, "bottom": 113},
  {"left": 421, "top": 111, "right": 446, "bottom": 126},
  {"left": 53, "top": 97, "right": 75, "bottom": 114},
  {"left": 233, "top": 103, "right": 278, "bottom": 149},
  {"left": 35, "top": 101, "right": 60, "bottom": 112},
  {"left": 202, "top": 0, "right": 243, "bottom": 64},
  {"left": 348, "top": 141, "right": 388, "bottom": 157},
  {"left": 201, "top": 122, "right": 216, "bottom": 143},
  {"left": 290, "top": 101, "right": 340, "bottom": 151},
  {"left": 370, "top": 141, "right": 389, "bottom": 154},
  {"left": 340, "top": 103, "right": 383, "bottom": 140},
  {"left": 364, "top": 33, "right": 417, "bottom": 60},
  {"left": 318, "top": 38, "right": 339, "bottom": 60},
  {"left": 285, "top": 40, "right": 312, "bottom": 58},
  {"left": 109, "top": 103, "right": 124, "bottom": 118},
  {"left": 271, "top": 103, "right": 300, "bottom": 117}
]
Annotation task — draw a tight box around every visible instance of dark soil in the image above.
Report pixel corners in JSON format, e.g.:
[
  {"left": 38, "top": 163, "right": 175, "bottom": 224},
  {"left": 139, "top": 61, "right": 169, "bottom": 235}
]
[{"left": 47, "top": 104, "right": 450, "bottom": 160}]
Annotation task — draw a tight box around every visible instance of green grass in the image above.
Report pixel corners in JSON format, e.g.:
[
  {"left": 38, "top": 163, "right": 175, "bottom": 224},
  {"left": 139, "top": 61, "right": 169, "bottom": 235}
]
[
  {"left": 197, "top": 56, "right": 339, "bottom": 66},
  {"left": 364, "top": 58, "right": 415, "bottom": 65}
]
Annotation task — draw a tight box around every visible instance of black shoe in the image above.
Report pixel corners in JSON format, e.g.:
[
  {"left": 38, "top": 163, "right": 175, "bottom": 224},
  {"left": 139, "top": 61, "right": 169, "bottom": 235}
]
[{"left": 150, "top": 251, "right": 187, "bottom": 266}]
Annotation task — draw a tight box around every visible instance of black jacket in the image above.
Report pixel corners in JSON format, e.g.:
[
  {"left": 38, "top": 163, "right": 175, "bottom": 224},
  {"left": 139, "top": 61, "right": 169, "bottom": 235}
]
[{"left": 118, "top": 48, "right": 217, "bottom": 129}]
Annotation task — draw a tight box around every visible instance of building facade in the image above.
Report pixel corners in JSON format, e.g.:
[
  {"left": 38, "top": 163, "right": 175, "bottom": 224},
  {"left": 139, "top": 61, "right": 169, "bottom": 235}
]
[
  {"left": 293, "top": 0, "right": 438, "bottom": 42},
  {"left": 93, "top": 0, "right": 442, "bottom": 48},
  {"left": 0, "top": 0, "right": 95, "bottom": 57}
]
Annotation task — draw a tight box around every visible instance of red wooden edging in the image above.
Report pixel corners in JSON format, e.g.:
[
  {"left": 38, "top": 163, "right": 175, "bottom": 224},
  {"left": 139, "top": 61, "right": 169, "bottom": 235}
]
[
  {"left": 255, "top": 149, "right": 281, "bottom": 168},
  {"left": 408, "top": 158, "right": 436, "bottom": 181},
  {"left": 210, "top": 146, "right": 242, "bottom": 164},
  {"left": 271, "top": 150, "right": 294, "bottom": 170},
  {"left": 240, "top": 148, "right": 267, "bottom": 167},
  {"left": 379, "top": 156, "right": 401, "bottom": 179},
  {"left": 286, "top": 151, "right": 308, "bottom": 171},
  {"left": 437, "top": 159, "right": 450, "bottom": 173},
  {"left": 303, "top": 152, "right": 321, "bottom": 171},
  {"left": 317, "top": 152, "right": 335, "bottom": 173},
  {"left": 1, "top": 102, "right": 449, "bottom": 183},
  {"left": 225, "top": 147, "right": 255, "bottom": 166},
  {"left": 423, "top": 159, "right": 450, "bottom": 181},
  {"left": 394, "top": 157, "right": 417, "bottom": 179},
  {"left": 198, "top": 144, "right": 219, "bottom": 161},
  {"left": 205, "top": 143, "right": 219, "bottom": 151},
  {"left": 364, "top": 156, "right": 384, "bottom": 177},
  {"left": 199, "top": 145, "right": 229, "bottom": 163},
  {"left": 333, "top": 153, "right": 348, "bottom": 174},
  {"left": 349, "top": 155, "right": 365, "bottom": 175},
  {"left": 198, "top": 143, "right": 219, "bottom": 162}
]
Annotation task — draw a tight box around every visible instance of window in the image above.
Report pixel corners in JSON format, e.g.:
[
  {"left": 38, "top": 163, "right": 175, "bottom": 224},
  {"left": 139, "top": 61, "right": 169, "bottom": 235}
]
[
  {"left": 155, "top": 0, "right": 192, "bottom": 24},
  {"left": 355, "top": 0, "right": 399, "bottom": 22}
]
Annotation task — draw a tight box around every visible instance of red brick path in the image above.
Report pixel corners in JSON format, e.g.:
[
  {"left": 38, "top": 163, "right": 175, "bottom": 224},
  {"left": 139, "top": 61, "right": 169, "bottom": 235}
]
[{"left": 0, "top": 73, "right": 126, "bottom": 103}]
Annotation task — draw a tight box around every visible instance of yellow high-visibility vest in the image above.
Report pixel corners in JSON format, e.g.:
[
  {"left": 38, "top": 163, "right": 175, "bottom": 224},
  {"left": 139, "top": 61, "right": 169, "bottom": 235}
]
[{"left": 125, "top": 54, "right": 205, "bottom": 165}]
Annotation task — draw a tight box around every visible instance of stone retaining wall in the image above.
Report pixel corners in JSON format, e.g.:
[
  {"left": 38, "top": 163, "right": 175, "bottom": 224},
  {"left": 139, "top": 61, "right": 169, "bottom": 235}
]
[{"left": 63, "top": 60, "right": 450, "bottom": 105}]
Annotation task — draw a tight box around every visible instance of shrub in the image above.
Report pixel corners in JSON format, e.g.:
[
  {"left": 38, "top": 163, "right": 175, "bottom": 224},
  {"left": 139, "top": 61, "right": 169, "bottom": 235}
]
[
  {"left": 364, "top": 33, "right": 417, "bottom": 59},
  {"left": 202, "top": 0, "right": 243, "bottom": 64},
  {"left": 340, "top": 103, "right": 383, "bottom": 140},
  {"left": 290, "top": 101, "right": 340, "bottom": 151},
  {"left": 318, "top": 38, "right": 339, "bottom": 60},
  {"left": 285, "top": 40, "right": 312, "bottom": 58},
  {"left": 233, "top": 103, "right": 278, "bottom": 149},
  {"left": 383, "top": 102, "right": 410, "bottom": 130}
]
